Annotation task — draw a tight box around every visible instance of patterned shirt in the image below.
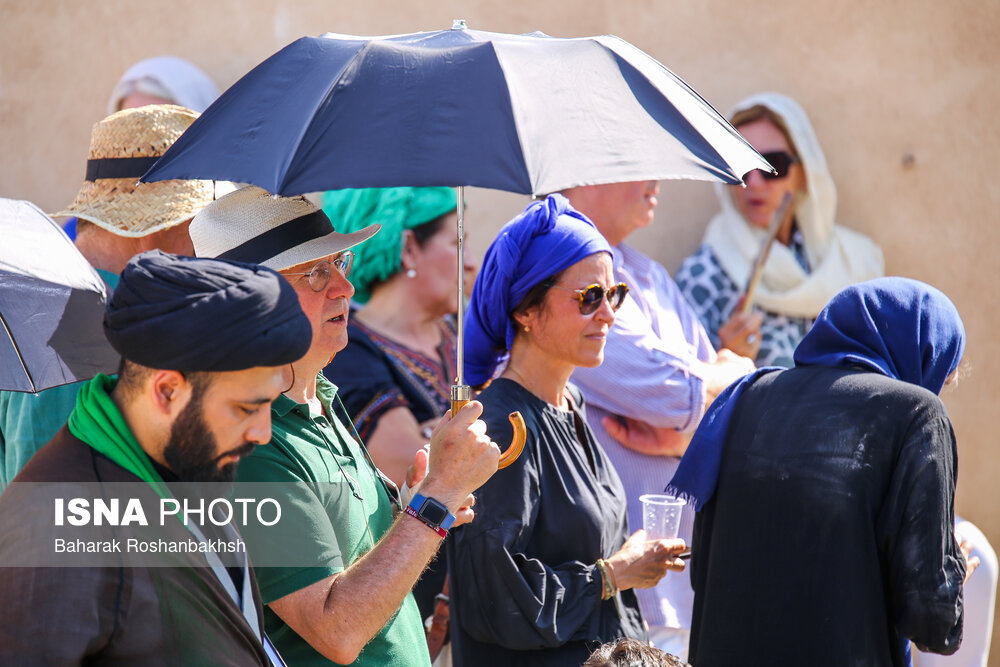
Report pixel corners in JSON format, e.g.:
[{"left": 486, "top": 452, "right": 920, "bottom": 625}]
[{"left": 675, "top": 239, "right": 814, "bottom": 368}]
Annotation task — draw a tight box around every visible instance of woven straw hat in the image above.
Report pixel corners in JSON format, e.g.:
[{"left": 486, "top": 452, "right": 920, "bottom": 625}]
[
  {"left": 191, "top": 185, "right": 380, "bottom": 270},
  {"left": 53, "top": 104, "right": 227, "bottom": 237}
]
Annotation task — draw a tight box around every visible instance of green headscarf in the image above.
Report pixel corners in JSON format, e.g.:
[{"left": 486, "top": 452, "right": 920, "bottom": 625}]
[{"left": 322, "top": 187, "right": 456, "bottom": 303}]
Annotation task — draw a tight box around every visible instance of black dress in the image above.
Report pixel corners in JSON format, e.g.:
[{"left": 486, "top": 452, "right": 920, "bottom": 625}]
[
  {"left": 689, "top": 366, "right": 965, "bottom": 666},
  {"left": 447, "top": 379, "right": 646, "bottom": 666}
]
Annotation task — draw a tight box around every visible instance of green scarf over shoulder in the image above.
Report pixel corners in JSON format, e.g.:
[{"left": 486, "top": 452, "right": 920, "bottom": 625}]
[{"left": 67, "top": 373, "right": 169, "bottom": 499}]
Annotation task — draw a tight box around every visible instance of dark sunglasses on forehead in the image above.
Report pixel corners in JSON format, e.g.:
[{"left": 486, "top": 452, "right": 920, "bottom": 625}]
[
  {"left": 283, "top": 251, "right": 354, "bottom": 292},
  {"left": 545, "top": 282, "right": 630, "bottom": 315},
  {"left": 748, "top": 151, "right": 800, "bottom": 180}
]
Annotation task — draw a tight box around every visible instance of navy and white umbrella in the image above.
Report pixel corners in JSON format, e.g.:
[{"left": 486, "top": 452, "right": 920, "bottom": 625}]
[
  {"left": 143, "top": 22, "right": 770, "bottom": 196},
  {"left": 0, "top": 199, "right": 118, "bottom": 393},
  {"left": 142, "top": 22, "right": 772, "bottom": 413}
]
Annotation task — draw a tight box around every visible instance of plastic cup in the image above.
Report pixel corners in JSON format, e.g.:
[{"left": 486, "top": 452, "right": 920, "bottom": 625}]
[{"left": 639, "top": 494, "right": 686, "bottom": 540}]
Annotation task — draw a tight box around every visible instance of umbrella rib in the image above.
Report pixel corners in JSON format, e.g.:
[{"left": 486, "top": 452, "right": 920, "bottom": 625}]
[{"left": 0, "top": 309, "right": 36, "bottom": 394}]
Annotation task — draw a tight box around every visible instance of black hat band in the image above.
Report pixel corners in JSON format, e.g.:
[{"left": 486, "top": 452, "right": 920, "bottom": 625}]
[
  {"left": 217, "top": 210, "right": 333, "bottom": 264},
  {"left": 85, "top": 156, "right": 162, "bottom": 182}
]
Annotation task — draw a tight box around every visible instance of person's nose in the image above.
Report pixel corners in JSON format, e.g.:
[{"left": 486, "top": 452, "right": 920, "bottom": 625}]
[
  {"left": 247, "top": 410, "right": 273, "bottom": 446},
  {"left": 742, "top": 169, "right": 767, "bottom": 187},
  {"left": 327, "top": 267, "right": 355, "bottom": 300},
  {"left": 594, "top": 293, "right": 616, "bottom": 326}
]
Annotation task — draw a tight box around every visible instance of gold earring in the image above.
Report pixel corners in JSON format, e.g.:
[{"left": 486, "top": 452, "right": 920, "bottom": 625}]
[{"left": 524, "top": 325, "right": 531, "bottom": 332}]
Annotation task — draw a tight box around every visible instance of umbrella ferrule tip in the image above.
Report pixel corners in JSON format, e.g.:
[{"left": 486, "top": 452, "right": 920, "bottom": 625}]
[{"left": 452, "top": 19, "right": 467, "bottom": 30}]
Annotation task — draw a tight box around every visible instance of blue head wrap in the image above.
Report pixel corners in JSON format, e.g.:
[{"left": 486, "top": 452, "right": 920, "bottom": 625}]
[
  {"left": 668, "top": 277, "right": 965, "bottom": 511},
  {"left": 463, "top": 194, "right": 611, "bottom": 387}
]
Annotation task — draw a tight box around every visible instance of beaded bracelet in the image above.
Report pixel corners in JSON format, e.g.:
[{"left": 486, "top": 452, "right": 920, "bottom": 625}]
[
  {"left": 605, "top": 558, "right": 619, "bottom": 592},
  {"left": 595, "top": 558, "right": 618, "bottom": 600}
]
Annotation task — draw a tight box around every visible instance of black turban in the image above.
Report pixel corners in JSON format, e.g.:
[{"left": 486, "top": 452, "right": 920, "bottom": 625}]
[{"left": 104, "top": 250, "right": 312, "bottom": 371}]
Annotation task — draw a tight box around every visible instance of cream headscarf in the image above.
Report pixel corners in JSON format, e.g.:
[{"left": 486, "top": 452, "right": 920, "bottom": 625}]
[
  {"left": 107, "top": 56, "right": 220, "bottom": 115},
  {"left": 703, "top": 92, "right": 883, "bottom": 318}
]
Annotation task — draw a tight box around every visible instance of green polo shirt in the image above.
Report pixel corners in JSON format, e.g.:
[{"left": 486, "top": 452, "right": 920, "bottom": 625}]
[
  {"left": 0, "top": 269, "right": 120, "bottom": 490},
  {"left": 236, "top": 373, "right": 429, "bottom": 667}
]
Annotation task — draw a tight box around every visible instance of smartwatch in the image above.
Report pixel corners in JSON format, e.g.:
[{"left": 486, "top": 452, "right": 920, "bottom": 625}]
[{"left": 404, "top": 493, "right": 456, "bottom": 538}]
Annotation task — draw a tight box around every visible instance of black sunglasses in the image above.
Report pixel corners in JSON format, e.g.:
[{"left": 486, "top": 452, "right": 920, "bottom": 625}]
[
  {"left": 546, "top": 282, "right": 629, "bottom": 315},
  {"left": 748, "top": 151, "right": 799, "bottom": 181}
]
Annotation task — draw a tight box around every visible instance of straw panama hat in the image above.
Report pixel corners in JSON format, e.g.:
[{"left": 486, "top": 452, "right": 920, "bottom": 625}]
[
  {"left": 53, "top": 104, "right": 229, "bottom": 237},
  {"left": 191, "top": 185, "right": 380, "bottom": 270}
]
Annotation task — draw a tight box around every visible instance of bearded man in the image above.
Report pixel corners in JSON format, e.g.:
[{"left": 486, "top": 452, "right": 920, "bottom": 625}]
[{"left": 0, "top": 250, "right": 312, "bottom": 665}]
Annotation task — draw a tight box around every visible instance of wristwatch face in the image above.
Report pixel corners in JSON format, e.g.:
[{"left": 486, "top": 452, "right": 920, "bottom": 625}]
[{"left": 418, "top": 497, "right": 450, "bottom": 527}]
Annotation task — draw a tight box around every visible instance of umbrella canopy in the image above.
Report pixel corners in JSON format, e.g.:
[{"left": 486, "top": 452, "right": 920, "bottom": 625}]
[
  {"left": 141, "top": 23, "right": 773, "bottom": 468},
  {"left": 143, "top": 23, "right": 771, "bottom": 195},
  {"left": 0, "top": 199, "right": 118, "bottom": 392}
]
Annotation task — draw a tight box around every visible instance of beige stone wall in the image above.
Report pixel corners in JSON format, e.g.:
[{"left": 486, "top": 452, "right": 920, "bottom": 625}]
[{"left": 3, "top": 0, "right": 998, "bottom": 658}]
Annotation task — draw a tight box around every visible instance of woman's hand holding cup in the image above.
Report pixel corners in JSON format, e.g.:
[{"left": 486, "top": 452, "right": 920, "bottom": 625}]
[{"left": 606, "top": 529, "right": 686, "bottom": 591}]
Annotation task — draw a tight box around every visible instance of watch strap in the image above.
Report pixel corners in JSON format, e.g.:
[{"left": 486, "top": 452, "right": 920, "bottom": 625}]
[
  {"left": 404, "top": 504, "right": 448, "bottom": 538},
  {"left": 405, "top": 493, "right": 455, "bottom": 538}
]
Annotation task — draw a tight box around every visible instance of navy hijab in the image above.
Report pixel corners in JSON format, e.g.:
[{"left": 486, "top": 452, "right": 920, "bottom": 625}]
[
  {"left": 667, "top": 277, "right": 965, "bottom": 511},
  {"left": 793, "top": 277, "right": 965, "bottom": 395}
]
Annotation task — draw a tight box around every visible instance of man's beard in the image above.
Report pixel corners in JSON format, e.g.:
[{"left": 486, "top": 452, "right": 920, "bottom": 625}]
[{"left": 163, "top": 395, "right": 256, "bottom": 483}]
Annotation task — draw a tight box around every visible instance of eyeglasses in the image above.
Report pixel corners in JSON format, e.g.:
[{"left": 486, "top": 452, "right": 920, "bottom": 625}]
[
  {"left": 284, "top": 251, "right": 354, "bottom": 292},
  {"left": 747, "top": 151, "right": 800, "bottom": 181},
  {"left": 546, "top": 282, "right": 629, "bottom": 315}
]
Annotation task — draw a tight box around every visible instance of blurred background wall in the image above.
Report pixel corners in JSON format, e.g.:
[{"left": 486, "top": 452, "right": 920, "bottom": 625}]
[{"left": 2, "top": 0, "right": 998, "bottom": 659}]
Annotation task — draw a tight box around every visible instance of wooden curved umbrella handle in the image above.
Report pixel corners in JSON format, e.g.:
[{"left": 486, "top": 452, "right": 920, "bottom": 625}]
[
  {"left": 497, "top": 411, "right": 526, "bottom": 469},
  {"left": 451, "top": 398, "right": 527, "bottom": 470}
]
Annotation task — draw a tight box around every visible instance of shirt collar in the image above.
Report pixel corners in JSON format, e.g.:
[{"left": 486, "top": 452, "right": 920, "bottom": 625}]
[{"left": 270, "top": 372, "right": 340, "bottom": 418}]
